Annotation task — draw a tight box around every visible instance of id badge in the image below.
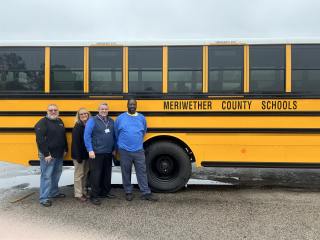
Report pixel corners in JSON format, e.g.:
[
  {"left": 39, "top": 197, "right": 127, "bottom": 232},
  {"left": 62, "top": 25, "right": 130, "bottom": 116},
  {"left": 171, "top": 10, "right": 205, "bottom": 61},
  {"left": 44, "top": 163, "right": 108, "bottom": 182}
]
[{"left": 105, "top": 128, "right": 110, "bottom": 134}]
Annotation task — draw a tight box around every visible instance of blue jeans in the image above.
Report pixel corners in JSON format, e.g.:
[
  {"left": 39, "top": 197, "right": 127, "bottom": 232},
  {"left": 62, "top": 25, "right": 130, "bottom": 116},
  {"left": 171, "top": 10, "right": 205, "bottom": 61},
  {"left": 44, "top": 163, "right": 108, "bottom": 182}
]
[
  {"left": 39, "top": 153, "right": 63, "bottom": 203},
  {"left": 119, "top": 149, "right": 151, "bottom": 195}
]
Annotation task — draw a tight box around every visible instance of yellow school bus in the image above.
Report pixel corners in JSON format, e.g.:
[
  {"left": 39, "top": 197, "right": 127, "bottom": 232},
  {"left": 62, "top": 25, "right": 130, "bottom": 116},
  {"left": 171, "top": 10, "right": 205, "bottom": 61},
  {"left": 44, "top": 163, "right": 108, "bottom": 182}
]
[{"left": 1, "top": 41, "right": 320, "bottom": 192}]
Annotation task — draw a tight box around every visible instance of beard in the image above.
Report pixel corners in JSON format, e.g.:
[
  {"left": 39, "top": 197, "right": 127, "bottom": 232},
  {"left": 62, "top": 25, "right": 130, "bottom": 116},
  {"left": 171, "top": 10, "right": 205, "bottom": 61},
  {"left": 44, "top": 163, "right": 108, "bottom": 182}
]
[{"left": 46, "top": 114, "right": 58, "bottom": 120}]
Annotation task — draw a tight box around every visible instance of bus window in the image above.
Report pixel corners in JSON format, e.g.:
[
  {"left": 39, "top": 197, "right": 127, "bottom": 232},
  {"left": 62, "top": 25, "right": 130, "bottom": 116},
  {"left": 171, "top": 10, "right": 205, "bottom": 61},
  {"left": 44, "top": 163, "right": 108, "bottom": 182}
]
[
  {"left": 292, "top": 45, "right": 320, "bottom": 94},
  {"left": 250, "top": 45, "right": 285, "bottom": 93},
  {"left": 208, "top": 46, "right": 243, "bottom": 93},
  {"left": 90, "top": 47, "right": 122, "bottom": 94},
  {"left": 50, "top": 47, "right": 83, "bottom": 93},
  {"left": 128, "top": 47, "right": 162, "bottom": 93},
  {"left": 0, "top": 47, "right": 44, "bottom": 93},
  {"left": 168, "top": 46, "right": 202, "bottom": 93}
]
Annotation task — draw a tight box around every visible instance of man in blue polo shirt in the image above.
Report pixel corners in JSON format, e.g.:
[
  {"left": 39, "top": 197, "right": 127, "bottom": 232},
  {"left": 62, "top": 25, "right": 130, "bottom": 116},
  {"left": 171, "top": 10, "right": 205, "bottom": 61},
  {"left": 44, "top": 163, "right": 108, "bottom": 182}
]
[{"left": 115, "top": 98, "right": 158, "bottom": 201}]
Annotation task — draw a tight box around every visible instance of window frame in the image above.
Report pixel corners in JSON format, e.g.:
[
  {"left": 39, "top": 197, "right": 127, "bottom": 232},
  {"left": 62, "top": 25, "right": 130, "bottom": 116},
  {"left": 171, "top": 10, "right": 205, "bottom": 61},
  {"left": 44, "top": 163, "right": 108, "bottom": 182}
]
[
  {"left": 128, "top": 46, "right": 163, "bottom": 94},
  {"left": 208, "top": 45, "right": 244, "bottom": 94},
  {"left": 0, "top": 47, "right": 45, "bottom": 93},
  {"left": 249, "top": 45, "right": 286, "bottom": 94},
  {"left": 89, "top": 47, "right": 123, "bottom": 94},
  {"left": 168, "top": 46, "right": 203, "bottom": 94},
  {"left": 291, "top": 44, "right": 320, "bottom": 94},
  {"left": 50, "top": 47, "right": 84, "bottom": 93}
]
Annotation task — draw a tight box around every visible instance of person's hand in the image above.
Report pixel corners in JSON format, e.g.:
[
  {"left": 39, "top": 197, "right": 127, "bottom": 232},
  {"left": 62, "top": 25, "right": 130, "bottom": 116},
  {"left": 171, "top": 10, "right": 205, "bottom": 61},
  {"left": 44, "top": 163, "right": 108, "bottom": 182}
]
[
  {"left": 44, "top": 155, "right": 52, "bottom": 163},
  {"left": 89, "top": 151, "right": 95, "bottom": 159},
  {"left": 63, "top": 151, "right": 67, "bottom": 157},
  {"left": 112, "top": 150, "right": 116, "bottom": 157}
]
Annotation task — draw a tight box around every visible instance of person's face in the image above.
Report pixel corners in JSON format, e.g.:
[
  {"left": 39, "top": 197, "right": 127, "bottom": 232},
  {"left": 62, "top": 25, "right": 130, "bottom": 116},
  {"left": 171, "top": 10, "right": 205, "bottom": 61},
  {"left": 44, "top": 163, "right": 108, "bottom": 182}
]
[
  {"left": 47, "top": 105, "right": 59, "bottom": 119},
  {"left": 127, "top": 100, "right": 137, "bottom": 114},
  {"left": 98, "top": 104, "right": 109, "bottom": 117},
  {"left": 79, "top": 110, "right": 89, "bottom": 123}
]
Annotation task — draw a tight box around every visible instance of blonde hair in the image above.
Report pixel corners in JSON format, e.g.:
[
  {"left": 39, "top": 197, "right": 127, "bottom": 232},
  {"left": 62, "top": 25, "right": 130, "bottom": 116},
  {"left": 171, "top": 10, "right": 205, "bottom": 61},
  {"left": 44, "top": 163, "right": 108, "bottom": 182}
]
[{"left": 75, "top": 108, "right": 91, "bottom": 123}]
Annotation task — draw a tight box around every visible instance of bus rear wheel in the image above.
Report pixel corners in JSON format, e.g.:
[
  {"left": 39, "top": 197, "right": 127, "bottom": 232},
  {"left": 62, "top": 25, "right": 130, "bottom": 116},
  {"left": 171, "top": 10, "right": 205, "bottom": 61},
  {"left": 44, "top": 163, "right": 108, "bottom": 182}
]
[{"left": 145, "top": 141, "right": 191, "bottom": 192}]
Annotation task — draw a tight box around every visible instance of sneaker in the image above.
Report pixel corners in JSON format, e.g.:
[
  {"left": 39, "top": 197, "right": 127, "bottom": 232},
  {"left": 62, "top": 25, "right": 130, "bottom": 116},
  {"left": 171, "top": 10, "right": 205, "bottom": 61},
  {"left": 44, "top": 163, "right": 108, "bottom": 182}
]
[
  {"left": 90, "top": 198, "right": 101, "bottom": 205},
  {"left": 40, "top": 200, "right": 52, "bottom": 207},
  {"left": 125, "top": 193, "right": 133, "bottom": 201},
  {"left": 141, "top": 193, "right": 158, "bottom": 202},
  {"left": 52, "top": 193, "right": 66, "bottom": 198}
]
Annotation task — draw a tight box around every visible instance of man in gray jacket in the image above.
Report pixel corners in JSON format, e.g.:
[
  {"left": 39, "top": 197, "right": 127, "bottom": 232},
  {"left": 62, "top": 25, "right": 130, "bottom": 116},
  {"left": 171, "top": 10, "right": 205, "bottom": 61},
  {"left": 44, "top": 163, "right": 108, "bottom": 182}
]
[{"left": 84, "top": 103, "right": 115, "bottom": 205}]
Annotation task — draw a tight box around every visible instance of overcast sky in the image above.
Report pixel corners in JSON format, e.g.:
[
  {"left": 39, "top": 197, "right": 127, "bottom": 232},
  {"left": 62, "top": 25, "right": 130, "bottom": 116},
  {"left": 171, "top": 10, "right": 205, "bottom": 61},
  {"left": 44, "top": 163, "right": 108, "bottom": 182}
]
[{"left": 0, "top": 0, "right": 319, "bottom": 43}]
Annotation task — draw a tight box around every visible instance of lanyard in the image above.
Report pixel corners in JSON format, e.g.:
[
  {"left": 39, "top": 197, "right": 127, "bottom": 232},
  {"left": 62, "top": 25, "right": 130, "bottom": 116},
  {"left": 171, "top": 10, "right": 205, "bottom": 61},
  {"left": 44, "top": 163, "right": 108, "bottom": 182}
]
[{"left": 97, "top": 115, "right": 109, "bottom": 129}]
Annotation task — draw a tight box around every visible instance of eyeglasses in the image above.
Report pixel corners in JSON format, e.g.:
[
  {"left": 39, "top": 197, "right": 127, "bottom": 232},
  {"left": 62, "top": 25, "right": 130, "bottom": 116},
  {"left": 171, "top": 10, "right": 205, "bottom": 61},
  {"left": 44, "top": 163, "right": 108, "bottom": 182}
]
[
  {"left": 48, "top": 109, "right": 58, "bottom": 112},
  {"left": 79, "top": 112, "right": 89, "bottom": 116}
]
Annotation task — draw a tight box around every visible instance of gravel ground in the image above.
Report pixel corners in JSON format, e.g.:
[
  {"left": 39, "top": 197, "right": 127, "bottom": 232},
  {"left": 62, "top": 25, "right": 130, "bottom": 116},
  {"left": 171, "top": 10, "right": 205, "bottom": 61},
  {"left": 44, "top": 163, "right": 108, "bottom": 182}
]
[
  {"left": 1, "top": 162, "right": 320, "bottom": 240},
  {"left": 1, "top": 185, "right": 320, "bottom": 240}
]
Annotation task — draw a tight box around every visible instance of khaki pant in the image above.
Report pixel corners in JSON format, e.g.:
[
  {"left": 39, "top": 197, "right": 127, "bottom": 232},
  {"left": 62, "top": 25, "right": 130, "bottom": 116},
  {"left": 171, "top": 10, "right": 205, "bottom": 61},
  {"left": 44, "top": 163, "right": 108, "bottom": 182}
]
[{"left": 73, "top": 159, "right": 89, "bottom": 198}]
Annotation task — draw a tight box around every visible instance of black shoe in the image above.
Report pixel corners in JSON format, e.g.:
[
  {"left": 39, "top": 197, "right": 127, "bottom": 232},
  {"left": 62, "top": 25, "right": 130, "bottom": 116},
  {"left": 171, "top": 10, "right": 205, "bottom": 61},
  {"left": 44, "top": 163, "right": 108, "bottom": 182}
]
[
  {"left": 125, "top": 193, "right": 133, "bottom": 201},
  {"left": 99, "top": 193, "right": 116, "bottom": 199},
  {"left": 141, "top": 193, "right": 158, "bottom": 202},
  {"left": 90, "top": 198, "right": 101, "bottom": 205},
  {"left": 40, "top": 200, "right": 52, "bottom": 207},
  {"left": 105, "top": 193, "right": 116, "bottom": 199},
  {"left": 51, "top": 193, "right": 66, "bottom": 198}
]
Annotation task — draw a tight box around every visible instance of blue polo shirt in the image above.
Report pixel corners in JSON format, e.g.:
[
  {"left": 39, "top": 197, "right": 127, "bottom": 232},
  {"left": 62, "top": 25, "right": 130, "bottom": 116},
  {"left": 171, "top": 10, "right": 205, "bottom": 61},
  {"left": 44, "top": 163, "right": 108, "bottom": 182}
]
[{"left": 114, "top": 112, "right": 147, "bottom": 152}]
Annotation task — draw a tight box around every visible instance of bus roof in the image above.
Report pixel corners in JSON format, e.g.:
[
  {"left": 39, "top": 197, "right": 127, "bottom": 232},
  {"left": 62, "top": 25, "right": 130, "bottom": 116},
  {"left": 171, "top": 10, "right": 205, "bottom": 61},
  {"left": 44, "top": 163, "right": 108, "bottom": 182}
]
[{"left": 1, "top": 38, "right": 320, "bottom": 47}]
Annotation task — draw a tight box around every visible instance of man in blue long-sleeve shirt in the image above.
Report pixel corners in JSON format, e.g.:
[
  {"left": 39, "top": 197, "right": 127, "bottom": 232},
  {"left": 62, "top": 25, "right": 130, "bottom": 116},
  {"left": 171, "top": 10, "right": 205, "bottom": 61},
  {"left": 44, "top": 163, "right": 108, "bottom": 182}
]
[
  {"left": 84, "top": 102, "right": 115, "bottom": 205},
  {"left": 115, "top": 98, "right": 158, "bottom": 201}
]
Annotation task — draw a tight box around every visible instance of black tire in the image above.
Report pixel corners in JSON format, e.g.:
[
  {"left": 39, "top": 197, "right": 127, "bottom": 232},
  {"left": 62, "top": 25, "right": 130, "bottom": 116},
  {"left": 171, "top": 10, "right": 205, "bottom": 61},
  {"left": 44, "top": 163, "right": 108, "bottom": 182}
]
[{"left": 145, "top": 141, "right": 191, "bottom": 192}]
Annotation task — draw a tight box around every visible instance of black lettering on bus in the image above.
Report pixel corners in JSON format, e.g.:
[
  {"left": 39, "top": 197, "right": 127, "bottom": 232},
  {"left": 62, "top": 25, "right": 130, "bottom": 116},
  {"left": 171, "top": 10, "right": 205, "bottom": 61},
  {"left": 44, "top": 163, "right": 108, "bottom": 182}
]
[
  {"left": 222, "top": 101, "right": 226, "bottom": 110},
  {"left": 293, "top": 101, "right": 297, "bottom": 109},
  {"left": 170, "top": 101, "right": 174, "bottom": 109},
  {"left": 174, "top": 101, "right": 179, "bottom": 109},
  {"left": 181, "top": 101, "right": 187, "bottom": 110},
  {"left": 238, "top": 101, "right": 243, "bottom": 109},
  {"left": 164, "top": 101, "right": 170, "bottom": 110},
  {"left": 247, "top": 101, "right": 252, "bottom": 110},
  {"left": 222, "top": 100, "right": 252, "bottom": 110},
  {"left": 227, "top": 101, "right": 231, "bottom": 109},
  {"left": 207, "top": 101, "right": 212, "bottom": 110},
  {"left": 280, "top": 101, "right": 284, "bottom": 110},
  {"left": 261, "top": 100, "right": 299, "bottom": 110},
  {"left": 192, "top": 101, "right": 196, "bottom": 109},
  {"left": 283, "top": 101, "right": 288, "bottom": 109}
]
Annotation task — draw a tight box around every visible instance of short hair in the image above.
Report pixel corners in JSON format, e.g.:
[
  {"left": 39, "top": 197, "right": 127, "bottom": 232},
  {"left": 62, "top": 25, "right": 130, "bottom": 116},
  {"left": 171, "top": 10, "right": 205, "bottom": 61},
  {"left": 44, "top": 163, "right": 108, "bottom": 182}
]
[
  {"left": 127, "top": 98, "right": 137, "bottom": 104},
  {"left": 98, "top": 102, "right": 108, "bottom": 110},
  {"left": 47, "top": 104, "right": 58, "bottom": 110}
]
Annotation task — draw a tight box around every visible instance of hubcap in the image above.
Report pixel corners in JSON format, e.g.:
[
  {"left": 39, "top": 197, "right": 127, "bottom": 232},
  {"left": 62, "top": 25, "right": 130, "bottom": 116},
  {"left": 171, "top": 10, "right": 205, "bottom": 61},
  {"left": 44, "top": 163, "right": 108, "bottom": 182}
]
[
  {"left": 151, "top": 155, "right": 178, "bottom": 180},
  {"left": 159, "top": 158, "right": 171, "bottom": 175}
]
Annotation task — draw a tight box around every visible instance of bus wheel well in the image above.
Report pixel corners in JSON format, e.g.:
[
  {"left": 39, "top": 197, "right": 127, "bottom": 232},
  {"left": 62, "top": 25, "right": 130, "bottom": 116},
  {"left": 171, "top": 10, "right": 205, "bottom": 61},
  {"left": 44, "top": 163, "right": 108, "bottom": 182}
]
[{"left": 144, "top": 135, "right": 195, "bottom": 163}]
